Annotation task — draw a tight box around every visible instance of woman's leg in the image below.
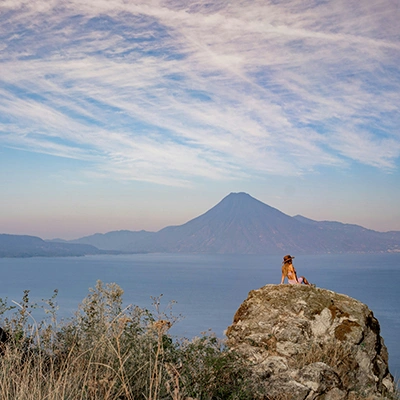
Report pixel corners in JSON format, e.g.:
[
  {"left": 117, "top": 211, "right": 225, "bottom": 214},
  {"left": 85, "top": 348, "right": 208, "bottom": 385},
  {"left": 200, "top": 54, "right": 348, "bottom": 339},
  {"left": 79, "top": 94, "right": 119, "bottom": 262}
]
[{"left": 300, "top": 276, "right": 310, "bottom": 285}]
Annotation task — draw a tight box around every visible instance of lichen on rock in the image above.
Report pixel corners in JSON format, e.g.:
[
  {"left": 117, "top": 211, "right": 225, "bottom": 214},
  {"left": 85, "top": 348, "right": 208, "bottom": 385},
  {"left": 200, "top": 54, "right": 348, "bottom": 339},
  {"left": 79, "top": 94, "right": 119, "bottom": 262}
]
[{"left": 226, "top": 284, "right": 395, "bottom": 399}]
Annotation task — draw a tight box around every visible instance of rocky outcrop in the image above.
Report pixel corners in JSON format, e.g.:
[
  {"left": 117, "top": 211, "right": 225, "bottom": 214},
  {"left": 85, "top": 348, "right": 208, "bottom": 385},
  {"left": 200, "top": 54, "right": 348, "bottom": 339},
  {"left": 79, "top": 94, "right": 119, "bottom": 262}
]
[{"left": 226, "top": 285, "right": 395, "bottom": 399}]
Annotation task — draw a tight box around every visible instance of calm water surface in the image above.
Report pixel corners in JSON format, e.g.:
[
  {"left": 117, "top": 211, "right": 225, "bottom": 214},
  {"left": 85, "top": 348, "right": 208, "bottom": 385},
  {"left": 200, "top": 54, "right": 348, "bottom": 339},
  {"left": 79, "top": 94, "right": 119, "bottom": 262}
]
[{"left": 0, "top": 253, "right": 399, "bottom": 378}]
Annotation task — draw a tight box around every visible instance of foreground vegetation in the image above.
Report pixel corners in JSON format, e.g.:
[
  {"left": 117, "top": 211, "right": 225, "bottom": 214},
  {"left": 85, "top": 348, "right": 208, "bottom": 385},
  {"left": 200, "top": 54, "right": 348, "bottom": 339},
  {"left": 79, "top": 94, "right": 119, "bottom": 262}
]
[
  {"left": 0, "top": 281, "right": 263, "bottom": 400},
  {"left": 1, "top": 281, "right": 399, "bottom": 400}
]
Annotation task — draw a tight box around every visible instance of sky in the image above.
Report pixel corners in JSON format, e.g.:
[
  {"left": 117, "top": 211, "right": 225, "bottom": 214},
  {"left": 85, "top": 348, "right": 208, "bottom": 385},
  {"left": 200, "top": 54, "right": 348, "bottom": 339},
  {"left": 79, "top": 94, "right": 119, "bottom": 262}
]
[{"left": 1, "top": 0, "right": 400, "bottom": 240}]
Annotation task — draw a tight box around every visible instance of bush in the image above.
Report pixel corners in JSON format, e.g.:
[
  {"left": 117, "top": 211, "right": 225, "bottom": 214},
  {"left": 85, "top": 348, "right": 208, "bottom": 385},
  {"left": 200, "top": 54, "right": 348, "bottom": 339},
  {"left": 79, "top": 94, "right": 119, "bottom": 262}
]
[{"left": 0, "top": 281, "right": 263, "bottom": 400}]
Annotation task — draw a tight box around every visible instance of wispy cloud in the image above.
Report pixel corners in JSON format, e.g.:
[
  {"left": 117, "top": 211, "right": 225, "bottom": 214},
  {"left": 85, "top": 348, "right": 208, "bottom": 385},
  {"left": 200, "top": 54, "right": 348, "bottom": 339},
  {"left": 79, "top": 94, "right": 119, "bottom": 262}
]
[{"left": 1, "top": 0, "right": 399, "bottom": 186}]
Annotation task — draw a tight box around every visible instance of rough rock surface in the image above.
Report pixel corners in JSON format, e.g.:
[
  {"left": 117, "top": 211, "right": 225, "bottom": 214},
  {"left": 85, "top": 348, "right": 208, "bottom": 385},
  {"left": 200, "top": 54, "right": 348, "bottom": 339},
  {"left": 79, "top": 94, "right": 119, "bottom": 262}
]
[{"left": 226, "top": 284, "right": 395, "bottom": 399}]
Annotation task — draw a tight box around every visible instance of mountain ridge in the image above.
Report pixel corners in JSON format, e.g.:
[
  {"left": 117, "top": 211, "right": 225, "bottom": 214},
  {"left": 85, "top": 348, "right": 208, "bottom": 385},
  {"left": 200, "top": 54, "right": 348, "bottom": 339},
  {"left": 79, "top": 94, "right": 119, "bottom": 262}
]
[
  {"left": 66, "top": 192, "right": 400, "bottom": 255},
  {"left": 2, "top": 192, "right": 399, "bottom": 256}
]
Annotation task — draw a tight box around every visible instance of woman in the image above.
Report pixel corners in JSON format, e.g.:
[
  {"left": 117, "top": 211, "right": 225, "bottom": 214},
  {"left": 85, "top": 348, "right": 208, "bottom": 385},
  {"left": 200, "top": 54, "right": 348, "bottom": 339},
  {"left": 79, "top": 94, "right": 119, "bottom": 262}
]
[{"left": 280, "top": 254, "right": 310, "bottom": 285}]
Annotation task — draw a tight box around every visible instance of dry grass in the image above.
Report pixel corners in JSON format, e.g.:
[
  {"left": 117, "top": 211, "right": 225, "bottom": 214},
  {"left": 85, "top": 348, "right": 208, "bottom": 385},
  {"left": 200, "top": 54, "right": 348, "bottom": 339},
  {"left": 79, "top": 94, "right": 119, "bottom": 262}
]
[
  {"left": 294, "top": 339, "right": 357, "bottom": 387},
  {"left": 290, "top": 339, "right": 400, "bottom": 399},
  {"left": 291, "top": 339, "right": 357, "bottom": 374},
  {"left": 0, "top": 281, "right": 260, "bottom": 400}
]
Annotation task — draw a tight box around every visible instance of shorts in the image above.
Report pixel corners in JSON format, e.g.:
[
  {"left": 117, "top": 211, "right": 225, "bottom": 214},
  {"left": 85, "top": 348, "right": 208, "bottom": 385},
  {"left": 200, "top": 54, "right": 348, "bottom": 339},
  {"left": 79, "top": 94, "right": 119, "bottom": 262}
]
[{"left": 288, "top": 277, "right": 303, "bottom": 284}]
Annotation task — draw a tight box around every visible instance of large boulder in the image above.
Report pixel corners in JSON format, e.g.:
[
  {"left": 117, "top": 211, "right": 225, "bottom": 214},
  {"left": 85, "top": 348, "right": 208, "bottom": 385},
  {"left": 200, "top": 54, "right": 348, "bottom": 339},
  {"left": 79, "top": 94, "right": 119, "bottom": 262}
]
[{"left": 226, "top": 284, "right": 395, "bottom": 399}]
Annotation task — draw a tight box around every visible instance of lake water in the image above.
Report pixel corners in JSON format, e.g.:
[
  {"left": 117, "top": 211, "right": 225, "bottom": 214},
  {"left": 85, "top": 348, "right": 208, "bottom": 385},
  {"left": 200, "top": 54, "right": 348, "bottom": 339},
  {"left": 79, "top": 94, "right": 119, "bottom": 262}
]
[{"left": 0, "top": 253, "right": 399, "bottom": 379}]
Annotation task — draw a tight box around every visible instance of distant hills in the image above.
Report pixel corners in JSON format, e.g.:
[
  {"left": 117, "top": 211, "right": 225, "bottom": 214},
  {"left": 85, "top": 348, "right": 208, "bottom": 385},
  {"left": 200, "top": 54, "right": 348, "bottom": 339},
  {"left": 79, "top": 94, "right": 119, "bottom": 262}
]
[
  {"left": 2, "top": 192, "right": 400, "bottom": 257},
  {"left": 0, "top": 234, "right": 103, "bottom": 258}
]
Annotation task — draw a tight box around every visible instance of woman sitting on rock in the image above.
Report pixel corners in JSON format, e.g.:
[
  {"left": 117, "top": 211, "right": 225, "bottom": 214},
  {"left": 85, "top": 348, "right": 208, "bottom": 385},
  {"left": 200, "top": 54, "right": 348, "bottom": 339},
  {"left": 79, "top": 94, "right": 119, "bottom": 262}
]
[{"left": 280, "top": 254, "right": 311, "bottom": 285}]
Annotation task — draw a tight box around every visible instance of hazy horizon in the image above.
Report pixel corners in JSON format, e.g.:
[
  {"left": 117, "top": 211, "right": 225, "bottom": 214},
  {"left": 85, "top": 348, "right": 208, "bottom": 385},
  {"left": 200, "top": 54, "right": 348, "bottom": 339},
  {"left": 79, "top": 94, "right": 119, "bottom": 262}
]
[
  {"left": 3, "top": 191, "right": 400, "bottom": 242},
  {"left": 1, "top": 1, "right": 399, "bottom": 239}
]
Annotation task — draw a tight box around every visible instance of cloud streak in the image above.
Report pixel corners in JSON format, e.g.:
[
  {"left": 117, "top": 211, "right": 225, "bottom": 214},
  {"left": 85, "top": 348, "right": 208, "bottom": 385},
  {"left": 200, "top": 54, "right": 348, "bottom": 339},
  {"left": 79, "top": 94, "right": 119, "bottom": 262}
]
[{"left": 1, "top": 0, "right": 399, "bottom": 186}]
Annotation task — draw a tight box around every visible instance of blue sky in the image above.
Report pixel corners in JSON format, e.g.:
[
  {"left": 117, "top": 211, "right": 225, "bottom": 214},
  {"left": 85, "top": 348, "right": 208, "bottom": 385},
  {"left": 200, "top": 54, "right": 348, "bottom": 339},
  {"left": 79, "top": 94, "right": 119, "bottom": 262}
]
[{"left": 1, "top": 0, "right": 399, "bottom": 239}]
